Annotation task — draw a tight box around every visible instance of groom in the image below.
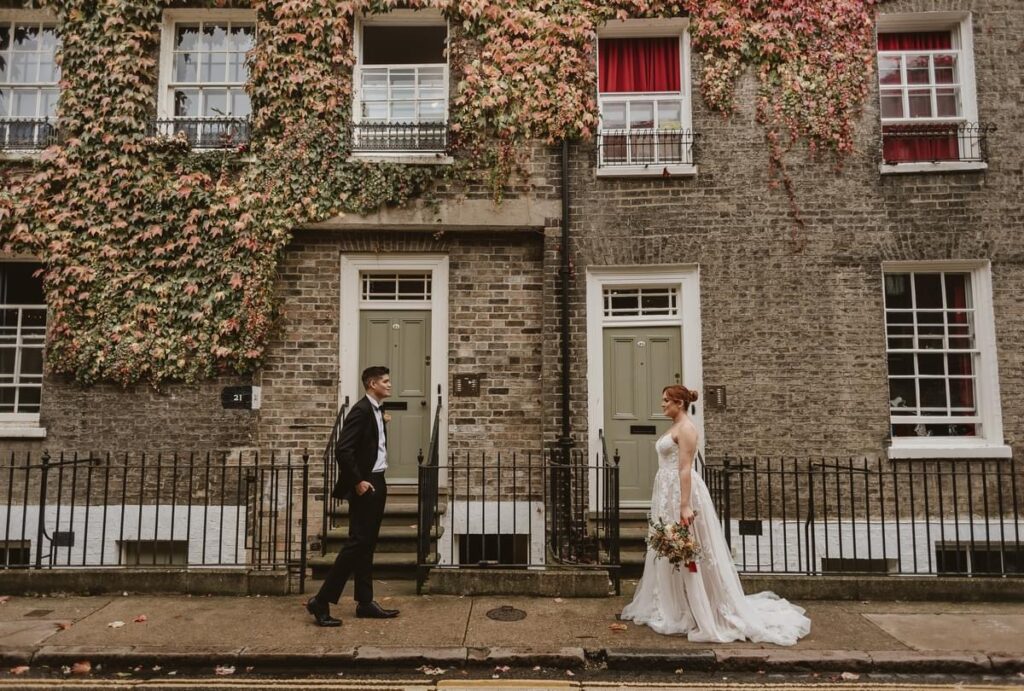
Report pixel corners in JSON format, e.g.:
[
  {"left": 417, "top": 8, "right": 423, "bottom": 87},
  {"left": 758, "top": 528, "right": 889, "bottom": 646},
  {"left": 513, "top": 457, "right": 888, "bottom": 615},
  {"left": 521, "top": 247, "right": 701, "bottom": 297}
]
[{"left": 306, "top": 365, "right": 400, "bottom": 626}]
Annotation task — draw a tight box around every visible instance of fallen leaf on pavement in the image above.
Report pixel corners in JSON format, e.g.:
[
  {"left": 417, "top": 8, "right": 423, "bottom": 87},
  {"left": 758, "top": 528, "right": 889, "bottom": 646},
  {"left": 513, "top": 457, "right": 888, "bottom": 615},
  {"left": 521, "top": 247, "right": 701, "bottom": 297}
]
[
  {"left": 9, "top": 666, "right": 29, "bottom": 675},
  {"left": 494, "top": 665, "right": 510, "bottom": 672},
  {"left": 152, "top": 666, "right": 162, "bottom": 671},
  {"left": 566, "top": 669, "right": 575, "bottom": 677},
  {"left": 56, "top": 621, "right": 72, "bottom": 631},
  {"left": 553, "top": 597, "right": 564, "bottom": 603},
  {"left": 532, "top": 665, "right": 541, "bottom": 671},
  {"left": 245, "top": 666, "right": 254, "bottom": 673},
  {"left": 115, "top": 672, "right": 132, "bottom": 678},
  {"left": 609, "top": 623, "right": 627, "bottom": 632},
  {"left": 674, "top": 668, "right": 684, "bottom": 674},
  {"left": 0, "top": 596, "right": 10, "bottom": 604},
  {"left": 416, "top": 665, "right": 446, "bottom": 676},
  {"left": 491, "top": 675, "right": 500, "bottom": 679},
  {"left": 214, "top": 665, "right": 235, "bottom": 676},
  {"left": 167, "top": 671, "right": 177, "bottom": 676},
  {"left": 60, "top": 665, "right": 71, "bottom": 675},
  {"left": 71, "top": 661, "right": 91, "bottom": 675},
  {"left": 107, "top": 620, "right": 125, "bottom": 628},
  {"left": 133, "top": 615, "right": 147, "bottom": 623},
  {"left": 840, "top": 672, "right": 861, "bottom": 681}
]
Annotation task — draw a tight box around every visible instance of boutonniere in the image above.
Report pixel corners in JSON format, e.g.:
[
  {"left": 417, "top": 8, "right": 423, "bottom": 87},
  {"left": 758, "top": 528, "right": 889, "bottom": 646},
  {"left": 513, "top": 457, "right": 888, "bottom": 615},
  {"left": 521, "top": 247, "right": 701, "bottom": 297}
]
[{"left": 382, "top": 413, "right": 392, "bottom": 424}]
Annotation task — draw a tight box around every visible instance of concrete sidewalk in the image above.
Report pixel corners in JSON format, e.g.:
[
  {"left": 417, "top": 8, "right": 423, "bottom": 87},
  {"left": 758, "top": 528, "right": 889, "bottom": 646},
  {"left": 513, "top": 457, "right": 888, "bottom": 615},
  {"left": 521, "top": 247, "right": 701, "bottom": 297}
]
[{"left": 2, "top": 579, "right": 1024, "bottom": 677}]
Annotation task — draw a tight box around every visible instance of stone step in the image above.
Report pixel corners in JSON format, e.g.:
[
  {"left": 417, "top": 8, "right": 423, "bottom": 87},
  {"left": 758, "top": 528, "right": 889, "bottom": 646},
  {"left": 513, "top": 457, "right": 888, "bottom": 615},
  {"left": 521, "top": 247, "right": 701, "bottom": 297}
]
[
  {"left": 321, "top": 526, "right": 444, "bottom": 553},
  {"left": 309, "top": 551, "right": 431, "bottom": 580}
]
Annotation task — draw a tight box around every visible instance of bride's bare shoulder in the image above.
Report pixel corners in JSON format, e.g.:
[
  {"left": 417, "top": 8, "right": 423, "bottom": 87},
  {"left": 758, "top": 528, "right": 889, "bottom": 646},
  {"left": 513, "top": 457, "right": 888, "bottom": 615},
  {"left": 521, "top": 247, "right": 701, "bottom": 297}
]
[{"left": 672, "top": 420, "right": 698, "bottom": 447}]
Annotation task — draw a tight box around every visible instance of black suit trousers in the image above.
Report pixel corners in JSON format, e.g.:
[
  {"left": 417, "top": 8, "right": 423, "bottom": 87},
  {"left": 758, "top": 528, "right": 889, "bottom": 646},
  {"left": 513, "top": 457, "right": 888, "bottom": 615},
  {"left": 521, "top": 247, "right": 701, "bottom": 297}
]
[{"left": 317, "top": 473, "right": 387, "bottom": 604}]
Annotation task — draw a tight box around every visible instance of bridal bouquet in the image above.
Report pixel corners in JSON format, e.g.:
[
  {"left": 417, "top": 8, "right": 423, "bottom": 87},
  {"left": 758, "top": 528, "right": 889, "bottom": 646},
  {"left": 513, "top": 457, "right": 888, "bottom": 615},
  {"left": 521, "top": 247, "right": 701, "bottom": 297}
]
[{"left": 647, "top": 516, "right": 703, "bottom": 573}]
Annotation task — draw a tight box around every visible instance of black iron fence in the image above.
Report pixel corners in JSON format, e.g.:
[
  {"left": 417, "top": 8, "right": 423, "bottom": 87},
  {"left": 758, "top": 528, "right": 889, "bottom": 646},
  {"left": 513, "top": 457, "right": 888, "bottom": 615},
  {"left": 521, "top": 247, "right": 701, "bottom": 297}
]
[
  {"left": 701, "top": 456, "right": 1022, "bottom": 577},
  {"left": 0, "top": 450, "right": 309, "bottom": 590},
  {"left": 149, "top": 117, "right": 251, "bottom": 149},
  {"left": 881, "top": 121, "right": 994, "bottom": 164},
  {"left": 320, "top": 397, "right": 350, "bottom": 557},
  {"left": 351, "top": 122, "right": 448, "bottom": 153},
  {"left": 416, "top": 389, "right": 444, "bottom": 593},
  {"left": 418, "top": 447, "right": 621, "bottom": 593},
  {"left": 0, "top": 118, "right": 59, "bottom": 150},
  {"left": 596, "top": 128, "right": 696, "bottom": 168}
]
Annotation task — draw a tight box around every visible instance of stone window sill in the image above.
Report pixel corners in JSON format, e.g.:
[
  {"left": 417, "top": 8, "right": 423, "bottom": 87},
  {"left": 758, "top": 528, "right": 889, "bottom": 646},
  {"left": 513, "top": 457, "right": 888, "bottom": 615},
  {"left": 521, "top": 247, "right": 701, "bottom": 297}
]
[
  {"left": 348, "top": 153, "right": 453, "bottom": 166},
  {"left": 0, "top": 425, "right": 47, "bottom": 439},
  {"left": 596, "top": 164, "right": 697, "bottom": 178},
  {"left": 879, "top": 161, "right": 987, "bottom": 175},
  {"left": 887, "top": 442, "right": 1012, "bottom": 460}
]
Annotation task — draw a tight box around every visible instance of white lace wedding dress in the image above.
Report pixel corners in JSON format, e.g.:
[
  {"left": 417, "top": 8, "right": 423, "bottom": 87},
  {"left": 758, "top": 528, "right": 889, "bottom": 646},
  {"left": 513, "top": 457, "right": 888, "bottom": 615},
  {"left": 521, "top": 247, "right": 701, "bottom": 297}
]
[{"left": 620, "top": 433, "right": 811, "bottom": 645}]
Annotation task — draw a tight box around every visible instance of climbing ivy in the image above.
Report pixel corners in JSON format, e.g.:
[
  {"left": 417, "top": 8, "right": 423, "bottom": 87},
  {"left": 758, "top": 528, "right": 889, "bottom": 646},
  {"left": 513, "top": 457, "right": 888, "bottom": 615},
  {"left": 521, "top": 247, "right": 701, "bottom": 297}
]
[{"left": 0, "top": 0, "right": 877, "bottom": 386}]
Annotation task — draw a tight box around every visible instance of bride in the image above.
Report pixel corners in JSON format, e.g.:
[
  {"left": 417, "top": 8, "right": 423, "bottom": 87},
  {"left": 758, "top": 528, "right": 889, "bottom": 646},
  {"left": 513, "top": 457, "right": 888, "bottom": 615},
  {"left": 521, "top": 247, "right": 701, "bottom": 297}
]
[{"left": 620, "top": 385, "right": 811, "bottom": 645}]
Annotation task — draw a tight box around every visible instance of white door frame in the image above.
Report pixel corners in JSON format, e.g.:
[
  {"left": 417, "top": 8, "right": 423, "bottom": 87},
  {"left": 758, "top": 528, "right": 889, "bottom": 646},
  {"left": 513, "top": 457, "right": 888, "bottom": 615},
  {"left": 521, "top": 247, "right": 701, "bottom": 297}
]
[
  {"left": 339, "top": 254, "right": 449, "bottom": 483},
  {"left": 586, "top": 265, "right": 705, "bottom": 509}
]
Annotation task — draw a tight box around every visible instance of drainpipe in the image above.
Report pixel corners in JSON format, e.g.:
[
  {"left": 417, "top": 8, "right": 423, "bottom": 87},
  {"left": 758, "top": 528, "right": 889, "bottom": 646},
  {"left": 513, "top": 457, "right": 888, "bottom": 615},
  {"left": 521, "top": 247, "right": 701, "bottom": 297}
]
[{"left": 558, "top": 138, "right": 573, "bottom": 463}]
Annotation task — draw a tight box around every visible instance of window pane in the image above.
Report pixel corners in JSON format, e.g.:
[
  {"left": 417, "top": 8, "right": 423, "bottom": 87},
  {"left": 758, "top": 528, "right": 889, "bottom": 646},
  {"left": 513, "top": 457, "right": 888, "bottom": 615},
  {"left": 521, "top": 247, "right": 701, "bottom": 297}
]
[
  {"left": 949, "top": 375, "right": 975, "bottom": 410},
  {"left": 20, "top": 347, "right": 42, "bottom": 377},
  {"left": 12, "top": 90, "right": 37, "bottom": 117},
  {"left": 933, "top": 54, "right": 957, "bottom": 84},
  {"left": 10, "top": 52, "right": 37, "bottom": 83},
  {"left": 887, "top": 353, "right": 914, "bottom": 376},
  {"left": 878, "top": 55, "right": 902, "bottom": 85},
  {"left": 914, "top": 273, "right": 943, "bottom": 308},
  {"left": 0, "top": 347, "right": 15, "bottom": 376},
  {"left": 18, "top": 386, "right": 40, "bottom": 412},
  {"left": 204, "top": 24, "right": 229, "bottom": 52},
  {"left": 919, "top": 378, "right": 948, "bottom": 409},
  {"left": 657, "top": 101, "right": 681, "bottom": 129},
  {"left": 231, "top": 90, "right": 250, "bottom": 117},
  {"left": 884, "top": 274, "right": 912, "bottom": 308},
  {"left": 231, "top": 25, "right": 254, "bottom": 53},
  {"left": 918, "top": 353, "right": 944, "bottom": 375},
  {"left": 935, "top": 87, "right": 958, "bottom": 117},
  {"left": 390, "top": 100, "right": 415, "bottom": 121},
  {"left": 361, "top": 101, "right": 387, "bottom": 120},
  {"left": 176, "top": 24, "right": 201, "bottom": 52},
  {"left": 906, "top": 55, "right": 931, "bottom": 85},
  {"left": 203, "top": 90, "right": 227, "bottom": 117},
  {"left": 0, "top": 387, "right": 14, "bottom": 413},
  {"left": 602, "top": 102, "right": 626, "bottom": 129},
  {"left": 889, "top": 378, "right": 916, "bottom": 410},
  {"left": 880, "top": 90, "right": 904, "bottom": 119},
  {"left": 944, "top": 273, "right": 970, "bottom": 308},
  {"left": 39, "top": 54, "right": 59, "bottom": 82},
  {"left": 908, "top": 88, "right": 933, "bottom": 118},
  {"left": 629, "top": 101, "right": 654, "bottom": 128},
  {"left": 40, "top": 26, "right": 58, "bottom": 52},
  {"left": 175, "top": 53, "right": 198, "bottom": 82},
  {"left": 361, "top": 25, "right": 447, "bottom": 65},
  {"left": 202, "top": 52, "right": 228, "bottom": 82},
  {"left": 228, "top": 53, "right": 247, "bottom": 83},
  {"left": 41, "top": 89, "right": 57, "bottom": 117},
  {"left": 12, "top": 25, "right": 39, "bottom": 51},
  {"left": 0, "top": 89, "right": 8, "bottom": 117},
  {"left": 0, "top": 26, "right": 9, "bottom": 52},
  {"left": 174, "top": 89, "right": 199, "bottom": 117}
]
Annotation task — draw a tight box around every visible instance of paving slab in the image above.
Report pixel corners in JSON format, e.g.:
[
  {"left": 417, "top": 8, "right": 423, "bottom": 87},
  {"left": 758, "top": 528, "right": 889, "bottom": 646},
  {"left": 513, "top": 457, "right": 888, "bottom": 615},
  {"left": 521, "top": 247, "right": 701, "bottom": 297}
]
[
  {"left": 864, "top": 613, "right": 1024, "bottom": 655},
  {"left": 0, "top": 620, "right": 66, "bottom": 647},
  {"left": 0, "top": 595, "right": 113, "bottom": 622}
]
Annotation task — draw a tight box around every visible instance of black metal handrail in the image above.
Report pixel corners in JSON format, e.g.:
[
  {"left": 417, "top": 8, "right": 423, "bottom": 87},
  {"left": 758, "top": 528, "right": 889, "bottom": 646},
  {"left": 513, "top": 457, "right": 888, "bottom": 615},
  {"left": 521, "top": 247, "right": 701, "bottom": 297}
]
[
  {"left": 596, "top": 127, "right": 697, "bottom": 168},
  {"left": 599, "top": 429, "right": 622, "bottom": 594},
  {"left": 0, "top": 117, "right": 60, "bottom": 150},
  {"left": 350, "top": 121, "right": 448, "bottom": 153},
  {"left": 149, "top": 117, "right": 251, "bottom": 150},
  {"left": 701, "top": 455, "right": 1022, "bottom": 577},
  {"left": 416, "top": 386, "right": 443, "bottom": 594},
  {"left": 881, "top": 121, "right": 995, "bottom": 164},
  {"left": 320, "top": 396, "right": 350, "bottom": 557},
  {"left": 0, "top": 450, "right": 309, "bottom": 591}
]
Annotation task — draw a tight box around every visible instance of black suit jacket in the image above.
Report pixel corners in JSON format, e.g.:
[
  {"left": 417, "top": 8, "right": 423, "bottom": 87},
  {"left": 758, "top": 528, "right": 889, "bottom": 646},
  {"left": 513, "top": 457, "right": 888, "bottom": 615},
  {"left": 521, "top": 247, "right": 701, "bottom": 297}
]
[{"left": 331, "top": 396, "right": 387, "bottom": 500}]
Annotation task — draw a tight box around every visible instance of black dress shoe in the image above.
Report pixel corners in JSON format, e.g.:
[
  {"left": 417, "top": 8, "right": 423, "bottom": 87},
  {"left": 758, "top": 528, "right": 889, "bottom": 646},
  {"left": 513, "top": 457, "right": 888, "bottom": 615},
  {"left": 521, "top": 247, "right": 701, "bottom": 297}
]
[
  {"left": 306, "top": 596, "right": 342, "bottom": 627},
  {"left": 356, "top": 601, "right": 400, "bottom": 619}
]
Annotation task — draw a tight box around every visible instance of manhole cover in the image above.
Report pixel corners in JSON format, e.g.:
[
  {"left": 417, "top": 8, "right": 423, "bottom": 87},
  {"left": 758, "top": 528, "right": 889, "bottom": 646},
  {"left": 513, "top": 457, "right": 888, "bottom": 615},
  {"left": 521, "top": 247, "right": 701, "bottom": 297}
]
[
  {"left": 486, "top": 605, "right": 527, "bottom": 622},
  {"left": 23, "top": 609, "right": 53, "bottom": 618}
]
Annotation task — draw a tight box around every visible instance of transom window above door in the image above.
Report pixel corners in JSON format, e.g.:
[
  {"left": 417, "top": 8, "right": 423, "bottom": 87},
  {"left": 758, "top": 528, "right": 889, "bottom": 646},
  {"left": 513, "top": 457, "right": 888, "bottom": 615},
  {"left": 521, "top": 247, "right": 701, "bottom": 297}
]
[
  {"left": 596, "top": 27, "right": 694, "bottom": 174},
  {"left": 362, "top": 273, "right": 432, "bottom": 301},
  {"left": 603, "top": 286, "right": 678, "bottom": 319},
  {"left": 0, "top": 19, "right": 60, "bottom": 150},
  {"left": 158, "top": 12, "right": 254, "bottom": 149}
]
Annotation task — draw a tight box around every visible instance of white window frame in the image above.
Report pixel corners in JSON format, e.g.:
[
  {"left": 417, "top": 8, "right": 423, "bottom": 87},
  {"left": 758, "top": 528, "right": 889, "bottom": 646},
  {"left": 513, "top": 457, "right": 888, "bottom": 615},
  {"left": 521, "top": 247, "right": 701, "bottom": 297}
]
[
  {"left": 0, "top": 10, "right": 60, "bottom": 154},
  {"left": 0, "top": 257, "right": 46, "bottom": 438},
  {"left": 882, "top": 261, "right": 1008, "bottom": 459},
  {"left": 596, "top": 18, "right": 695, "bottom": 178},
  {"left": 157, "top": 9, "right": 255, "bottom": 146},
  {"left": 351, "top": 10, "right": 451, "bottom": 162},
  {"left": 876, "top": 12, "right": 984, "bottom": 174}
]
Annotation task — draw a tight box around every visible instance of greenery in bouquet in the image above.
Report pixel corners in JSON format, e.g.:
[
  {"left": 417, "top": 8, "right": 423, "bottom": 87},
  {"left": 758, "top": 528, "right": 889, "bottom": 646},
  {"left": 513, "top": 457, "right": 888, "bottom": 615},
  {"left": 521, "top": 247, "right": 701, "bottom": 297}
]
[{"left": 647, "top": 516, "right": 704, "bottom": 572}]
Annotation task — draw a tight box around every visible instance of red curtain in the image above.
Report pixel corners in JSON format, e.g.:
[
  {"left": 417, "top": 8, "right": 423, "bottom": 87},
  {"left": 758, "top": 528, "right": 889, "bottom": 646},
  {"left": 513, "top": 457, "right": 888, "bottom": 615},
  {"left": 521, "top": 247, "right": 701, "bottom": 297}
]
[
  {"left": 883, "top": 126, "right": 959, "bottom": 162},
  {"left": 599, "top": 37, "right": 680, "bottom": 93},
  {"left": 878, "top": 31, "right": 952, "bottom": 51},
  {"left": 947, "top": 276, "right": 976, "bottom": 434}
]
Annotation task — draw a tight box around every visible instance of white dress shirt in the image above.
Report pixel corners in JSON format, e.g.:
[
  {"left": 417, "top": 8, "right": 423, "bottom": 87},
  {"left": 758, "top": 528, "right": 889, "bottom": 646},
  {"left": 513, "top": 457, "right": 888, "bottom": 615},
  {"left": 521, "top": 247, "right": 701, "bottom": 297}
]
[{"left": 366, "top": 394, "right": 388, "bottom": 473}]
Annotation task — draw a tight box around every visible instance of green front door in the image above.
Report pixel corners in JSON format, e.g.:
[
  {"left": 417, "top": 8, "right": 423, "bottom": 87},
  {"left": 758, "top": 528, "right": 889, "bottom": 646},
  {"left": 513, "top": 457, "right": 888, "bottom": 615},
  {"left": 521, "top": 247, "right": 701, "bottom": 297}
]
[
  {"left": 360, "top": 310, "right": 431, "bottom": 482},
  {"left": 603, "top": 326, "right": 683, "bottom": 503}
]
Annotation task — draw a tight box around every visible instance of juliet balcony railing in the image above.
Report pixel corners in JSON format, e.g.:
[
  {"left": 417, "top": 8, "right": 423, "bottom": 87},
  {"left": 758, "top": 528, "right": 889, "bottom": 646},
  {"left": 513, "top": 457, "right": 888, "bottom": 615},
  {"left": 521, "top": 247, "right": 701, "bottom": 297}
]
[
  {"left": 596, "top": 127, "right": 697, "bottom": 169},
  {"left": 149, "top": 117, "right": 252, "bottom": 150},
  {"left": 350, "top": 122, "right": 449, "bottom": 153},
  {"left": 881, "top": 121, "right": 995, "bottom": 165},
  {"left": 0, "top": 118, "right": 60, "bottom": 151}
]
